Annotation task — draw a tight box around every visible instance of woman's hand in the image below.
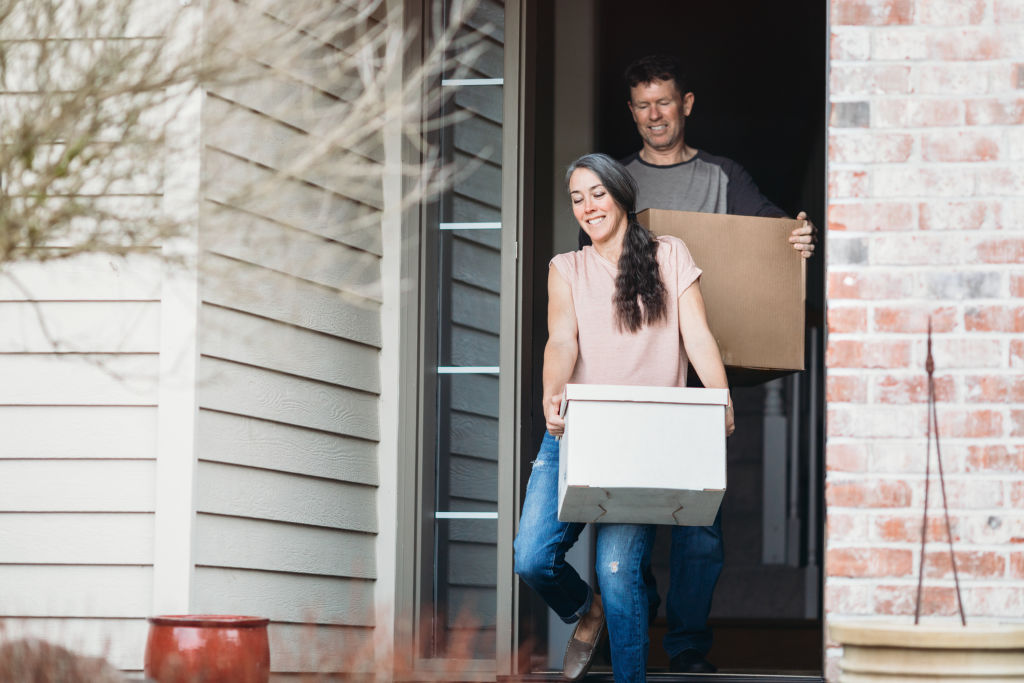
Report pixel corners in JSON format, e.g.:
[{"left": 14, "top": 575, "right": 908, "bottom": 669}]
[
  {"left": 544, "top": 395, "right": 566, "bottom": 437},
  {"left": 725, "top": 401, "right": 735, "bottom": 437}
]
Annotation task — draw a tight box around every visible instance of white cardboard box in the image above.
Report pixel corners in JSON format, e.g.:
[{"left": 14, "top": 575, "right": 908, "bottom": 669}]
[{"left": 557, "top": 384, "right": 728, "bottom": 526}]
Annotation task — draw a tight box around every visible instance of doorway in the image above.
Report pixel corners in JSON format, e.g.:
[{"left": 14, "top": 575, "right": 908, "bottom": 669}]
[{"left": 517, "top": 0, "right": 827, "bottom": 676}]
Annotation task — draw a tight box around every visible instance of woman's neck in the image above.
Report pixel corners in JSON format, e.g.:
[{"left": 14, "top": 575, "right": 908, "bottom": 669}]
[{"left": 591, "top": 229, "right": 625, "bottom": 264}]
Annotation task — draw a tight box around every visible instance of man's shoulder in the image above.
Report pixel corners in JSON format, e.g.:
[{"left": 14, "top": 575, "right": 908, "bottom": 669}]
[{"left": 693, "top": 149, "right": 745, "bottom": 174}]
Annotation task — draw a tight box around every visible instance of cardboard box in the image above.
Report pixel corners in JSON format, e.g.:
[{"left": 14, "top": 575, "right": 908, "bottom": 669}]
[
  {"left": 557, "top": 384, "right": 727, "bottom": 526},
  {"left": 637, "top": 208, "right": 806, "bottom": 385}
]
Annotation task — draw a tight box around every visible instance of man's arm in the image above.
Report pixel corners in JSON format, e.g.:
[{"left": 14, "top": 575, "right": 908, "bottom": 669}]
[
  {"left": 542, "top": 265, "right": 579, "bottom": 436},
  {"left": 678, "top": 279, "right": 735, "bottom": 436}
]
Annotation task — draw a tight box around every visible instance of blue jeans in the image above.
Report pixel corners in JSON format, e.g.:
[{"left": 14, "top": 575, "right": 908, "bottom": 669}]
[
  {"left": 652, "top": 509, "right": 724, "bottom": 658},
  {"left": 514, "top": 432, "right": 655, "bottom": 683}
]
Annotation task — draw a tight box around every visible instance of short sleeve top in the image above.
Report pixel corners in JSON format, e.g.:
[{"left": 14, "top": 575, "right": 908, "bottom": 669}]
[{"left": 550, "top": 234, "right": 702, "bottom": 387}]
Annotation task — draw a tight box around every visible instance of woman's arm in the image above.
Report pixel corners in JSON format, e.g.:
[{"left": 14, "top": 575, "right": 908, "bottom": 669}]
[
  {"left": 542, "top": 265, "right": 579, "bottom": 436},
  {"left": 678, "top": 280, "right": 735, "bottom": 436}
]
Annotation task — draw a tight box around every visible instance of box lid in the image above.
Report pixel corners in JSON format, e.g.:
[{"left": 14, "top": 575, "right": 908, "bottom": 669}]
[{"left": 559, "top": 384, "right": 728, "bottom": 416}]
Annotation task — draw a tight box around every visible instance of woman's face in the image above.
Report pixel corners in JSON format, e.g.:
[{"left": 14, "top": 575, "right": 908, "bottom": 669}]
[{"left": 568, "top": 167, "right": 628, "bottom": 246}]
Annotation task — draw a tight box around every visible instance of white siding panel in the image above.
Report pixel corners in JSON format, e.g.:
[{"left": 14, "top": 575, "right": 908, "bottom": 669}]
[
  {"left": 268, "top": 623, "right": 375, "bottom": 673},
  {"left": 0, "top": 513, "right": 153, "bottom": 564},
  {"left": 203, "top": 150, "right": 382, "bottom": 254},
  {"left": 0, "top": 406, "right": 157, "bottom": 459},
  {"left": 192, "top": 567, "right": 375, "bottom": 626},
  {"left": 197, "top": 410, "right": 377, "bottom": 485},
  {"left": 0, "top": 617, "right": 149, "bottom": 671},
  {"left": 202, "top": 206, "right": 382, "bottom": 300},
  {"left": 194, "top": 461, "right": 376, "bottom": 533},
  {"left": 198, "top": 357, "right": 378, "bottom": 440},
  {"left": 0, "top": 301, "right": 161, "bottom": 353},
  {"left": 199, "top": 306, "right": 380, "bottom": 393},
  {"left": 204, "top": 97, "right": 381, "bottom": 203},
  {"left": 0, "top": 354, "right": 158, "bottom": 405},
  {"left": 0, "top": 252, "right": 162, "bottom": 300},
  {"left": 201, "top": 254, "right": 380, "bottom": 347},
  {"left": 0, "top": 460, "right": 155, "bottom": 512},
  {"left": 0, "top": 565, "right": 152, "bottom": 617},
  {"left": 195, "top": 513, "right": 374, "bottom": 579}
]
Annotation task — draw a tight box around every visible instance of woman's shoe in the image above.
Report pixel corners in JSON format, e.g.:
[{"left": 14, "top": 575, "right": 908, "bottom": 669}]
[{"left": 562, "top": 616, "right": 605, "bottom": 681}]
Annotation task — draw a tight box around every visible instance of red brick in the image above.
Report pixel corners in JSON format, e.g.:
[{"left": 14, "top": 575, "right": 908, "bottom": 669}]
[
  {"left": 932, "top": 338, "right": 1003, "bottom": 370},
  {"left": 869, "top": 232, "right": 974, "bottom": 265},
  {"left": 872, "top": 98, "right": 963, "bottom": 128},
  {"left": 825, "top": 584, "right": 872, "bottom": 615},
  {"left": 828, "top": 339, "right": 913, "bottom": 369},
  {"left": 975, "top": 167, "right": 1024, "bottom": 197},
  {"left": 916, "top": 0, "right": 986, "bottom": 24},
  {"left": 1012, "top": 409, "right": 1024, "bottom": 437},
  {"left": 966, "top": 444, "right": 1024, "bottom": 472},
  {"left": 829, "top": 202, "right": 915, "bottom": 232},
  {"left": 967, "top": 97, "right": 1024, "bottom": 125},
  {"left": 922, "top": 131, "right": 1000, "bottom": 162},
  {"left": 1011, "top": 274, "right": 1024, "bottom": 298},
  {"left": 919, "top": 201, "right": 1001, "bottom": 231},
  {"left": 828, "top": 547, "right": 914, "bottom": 578},
  {"left": 829, "top": 132, "right": 915, "bottom": 163},
  {"left": 938, "top": 479, "right": 1004, "bottom": 510},
  {"left": 828, "top": 374, "right": 869, "bottom": 402},
  {"left": 831, "top": 0, "right": 914, "bottom": 24},
  {"left": 913, "top": 64, "right": 996, "bottom": 95},
  {"left": 828, "top": 511, "right": 868, "bottom": 541},
  {"left": 965, "top": 375, "right": 1024, "bottom": 402},
  {"left": 1012, "top": 340, "right": 1024, "bottom": 368},
  {"left": 831, "top": 65, "right": 912, "bottom": 96},
  {"left": 829, "top": 270, "right": 915, "bottom": 300},
  {"left": 828, "top": 306, "right": 868, "bottom": 333},
  {"left": 875, "top": 514, "right": 948, "bottom": 542},
  {"left": 831, "top": 29, "right": 871, "bottom": 60},
  {"left": 965, "top": 305, "right": 1024, "bottom": 332},
  {"left": 828, "top": 479, "right": 913, "bottom": 507},
  {"left": 926, "top": 549, "right": 1005, "bottom": 579},
  {"left": 875, "top": 374, "right": 955, "bottom": 404},
  {"left": 827, "top": 442, "right": 870, "bottom": 472},
  {"left": 966, "top": 586, "right": 1024, "bottom": 617},
  {"left": 1011, "top": 551, "right": 1024, "bottom": 578},
  {"left": 872, "top": 166, "right": 973, "bottom": 199},
  {"left": 929, "top": 29, "right": 1006, "bottom": 61},
  {"left": 1009, "top": 482, "right": 1024, "bottom": 507},
  {"left": 875, "top": 585, "right": 958, "bottom": 617},
  {"left": 829, "top": 169, "right": 870, "bottom": 198},
  {"left": 871, "top": 27, "right": 928, "bottom": 60},
  {"left": 874, "top": 305, "right": 957, "bottom": 333},
  {"left": 937, "top": 409, "right": 1005, "bottom": 438},
  {"left": 976, "top": 237, "right": 1024, "bottom": 264},
  {"left": 995, "top": 0, "right": 1024, "bottom": 21}
]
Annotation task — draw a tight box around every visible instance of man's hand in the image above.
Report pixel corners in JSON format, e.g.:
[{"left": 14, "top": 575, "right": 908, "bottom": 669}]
[
  {"left": 544, "top": 394, "right": 565, "bottom": 437},
  {"left": 789, "top": 211, "right": 816, "bottom": 258}
]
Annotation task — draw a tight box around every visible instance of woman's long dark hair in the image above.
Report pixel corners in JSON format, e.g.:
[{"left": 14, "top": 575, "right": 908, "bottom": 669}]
[{"left": 566, "top": 153, "right": 667, "bottom": 333}]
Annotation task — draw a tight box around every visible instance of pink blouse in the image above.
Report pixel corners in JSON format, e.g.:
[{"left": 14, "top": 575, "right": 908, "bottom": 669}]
[{"left": 550, "top": 235, "right": 702, "bottom": 388}]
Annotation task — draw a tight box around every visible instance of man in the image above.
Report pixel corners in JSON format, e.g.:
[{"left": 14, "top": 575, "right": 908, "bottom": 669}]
[{"left": 581, "top": 54, "right": 815, "bottom": 674}]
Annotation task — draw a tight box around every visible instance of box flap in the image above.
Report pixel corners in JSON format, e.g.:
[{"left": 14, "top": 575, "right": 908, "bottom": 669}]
[
  {"left": 563, "top": 383, "right": 728, "bottom": 406},
  {"left": 638, "top": 209, "right": 805, "bottom": 374}
]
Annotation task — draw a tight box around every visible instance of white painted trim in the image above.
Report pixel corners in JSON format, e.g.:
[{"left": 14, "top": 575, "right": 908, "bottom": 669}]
[
  {"left": 437, "top": 366, "right": 500, "bottom": 374},
  {"left": 375, "top": 0, "right": 405, "bottom": 675},
  {"left": 434, "top": 512, "right": 498, "bottom": 520},
  {"left": 152, "top": 3, "right": 204, "bottom": 615},
  {"left": 439, "top": 222, "right": 502, "bottom": 230},
  {"left": 441, "top": 78, "right": 503, "bottom": 86}
]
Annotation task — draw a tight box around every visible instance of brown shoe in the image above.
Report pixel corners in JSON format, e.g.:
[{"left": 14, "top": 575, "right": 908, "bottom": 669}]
[{"left": 562, "top": 616, "right": 605, "bottom": 681}]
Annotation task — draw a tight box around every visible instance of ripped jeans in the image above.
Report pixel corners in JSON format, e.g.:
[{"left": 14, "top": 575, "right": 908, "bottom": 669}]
[{"left": 513, "top": 432, "right": 656, "bottom": 683}]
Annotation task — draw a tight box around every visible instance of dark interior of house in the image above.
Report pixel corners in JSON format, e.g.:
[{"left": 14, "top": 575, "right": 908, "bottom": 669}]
[{"left": 521, "top": 0, "right": 827, "bottom": 676}]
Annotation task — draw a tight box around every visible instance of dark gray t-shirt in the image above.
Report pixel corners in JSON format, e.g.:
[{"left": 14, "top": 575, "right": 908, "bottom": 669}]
[{"left": 622, "top": 150, "right": 786, "bottom": 217}]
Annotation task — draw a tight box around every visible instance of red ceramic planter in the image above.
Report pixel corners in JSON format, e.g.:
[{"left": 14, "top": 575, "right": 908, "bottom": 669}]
[{"left": 145, "top": 615, "right": 270, "bottom": 683}]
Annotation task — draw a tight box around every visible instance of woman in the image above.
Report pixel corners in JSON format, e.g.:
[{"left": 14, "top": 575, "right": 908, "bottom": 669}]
[{"left": 513, "top": 153, "right": 735, "bottom": 682}]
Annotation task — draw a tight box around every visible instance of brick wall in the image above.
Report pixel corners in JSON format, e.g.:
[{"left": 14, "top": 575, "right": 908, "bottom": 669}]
[{"left": 826, "top": 0, "right": 1024, "bottom": 678}]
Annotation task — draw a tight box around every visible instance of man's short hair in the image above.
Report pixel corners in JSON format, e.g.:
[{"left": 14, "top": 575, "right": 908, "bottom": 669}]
[{"left": 624, "top": 55, "right": 689, "bottom": 100}]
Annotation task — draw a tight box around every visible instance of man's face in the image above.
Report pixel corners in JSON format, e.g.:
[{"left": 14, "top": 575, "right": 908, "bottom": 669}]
[{"left": 628, "top": 78, "right": 694, "bottom": 154}]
